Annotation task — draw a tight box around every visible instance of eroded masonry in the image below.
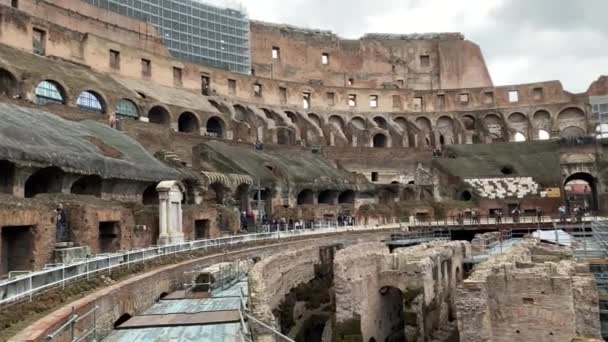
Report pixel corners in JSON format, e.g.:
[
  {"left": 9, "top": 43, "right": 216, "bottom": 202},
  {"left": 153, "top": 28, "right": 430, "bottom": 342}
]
[{"left": 0, "top": 0, "right": 606, "bottom": 341}]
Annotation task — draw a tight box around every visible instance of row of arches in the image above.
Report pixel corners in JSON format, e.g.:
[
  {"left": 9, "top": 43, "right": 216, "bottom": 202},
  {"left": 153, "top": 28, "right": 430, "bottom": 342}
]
[{"left": 297, "top": 189, "right": 355, "bottom": 205}]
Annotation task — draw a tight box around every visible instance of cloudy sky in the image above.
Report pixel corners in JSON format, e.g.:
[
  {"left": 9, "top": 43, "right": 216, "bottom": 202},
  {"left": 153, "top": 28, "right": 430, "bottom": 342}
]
[{"left": 242, "top": 0, "right": 607, "bottom": 93}]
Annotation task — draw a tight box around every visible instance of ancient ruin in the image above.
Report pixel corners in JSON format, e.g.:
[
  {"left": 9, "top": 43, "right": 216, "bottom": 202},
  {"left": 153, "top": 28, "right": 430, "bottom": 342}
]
[{"left": 0, "top": 0, "right": 606, "bottom": 341}]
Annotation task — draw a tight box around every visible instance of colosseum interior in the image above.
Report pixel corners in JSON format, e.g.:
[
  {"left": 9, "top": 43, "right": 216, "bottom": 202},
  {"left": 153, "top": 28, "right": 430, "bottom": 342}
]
[{"left": 0, "top": 0, "right": 607, "bottom": 341}]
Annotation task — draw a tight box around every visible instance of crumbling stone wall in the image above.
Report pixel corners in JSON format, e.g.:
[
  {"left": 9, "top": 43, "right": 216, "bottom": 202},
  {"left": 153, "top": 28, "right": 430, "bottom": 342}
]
[
  {"left": 456, "top": 240, "right": 601, "bottom": 342},
  {"left": 333, "top": 240, "right": 470, "bottom": 342}
]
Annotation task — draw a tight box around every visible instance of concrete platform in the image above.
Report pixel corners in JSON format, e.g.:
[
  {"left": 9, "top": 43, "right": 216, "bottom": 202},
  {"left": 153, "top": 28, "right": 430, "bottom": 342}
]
[{"left": 116, "top": 311, "right": 240, "bottom": 329}]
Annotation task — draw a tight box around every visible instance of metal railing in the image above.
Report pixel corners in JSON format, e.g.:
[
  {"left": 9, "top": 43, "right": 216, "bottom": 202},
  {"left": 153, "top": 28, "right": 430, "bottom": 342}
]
[
  {"left": 47, "top": 305, "right": 99, "bottom": 341},
  {"left": 409, "top": 214, "right": 603, "bottom": 227},
  {"left": 0, "top": 224, "right": 386, "bottom": 306}
]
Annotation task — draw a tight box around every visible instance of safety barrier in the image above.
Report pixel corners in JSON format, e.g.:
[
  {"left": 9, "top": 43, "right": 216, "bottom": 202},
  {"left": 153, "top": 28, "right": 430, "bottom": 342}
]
[{"left": 0, "top": 224, "right": 386, "bottom": 306}]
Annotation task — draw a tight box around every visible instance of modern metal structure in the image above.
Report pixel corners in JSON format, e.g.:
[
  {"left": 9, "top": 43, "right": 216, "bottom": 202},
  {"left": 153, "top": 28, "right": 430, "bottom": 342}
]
[{"left": 83, "top": 0, "right": 251, "bottom": 73}]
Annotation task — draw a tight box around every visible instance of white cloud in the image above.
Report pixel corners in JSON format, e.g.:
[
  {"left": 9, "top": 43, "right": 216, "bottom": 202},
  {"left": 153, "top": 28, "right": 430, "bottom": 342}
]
[{"left": 243, "top": 0, "right": 606, "bottom": 92}]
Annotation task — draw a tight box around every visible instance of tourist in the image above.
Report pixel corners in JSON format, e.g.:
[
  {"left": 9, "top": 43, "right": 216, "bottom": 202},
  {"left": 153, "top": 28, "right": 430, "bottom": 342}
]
[
  {"left": 471, "top": 210, "right": 478, "bottom": 224},
  {"left": 536, "top": 207, "right": 543, "bottom": 223},
  {"left": 496, "top": 209, "right": 502, "bottom": 224},
  {"left": 55, "top": 204, "right": 68, "bottom": 242},
  {"left": 511, "top": 207, "right": 520, "bottom": 224},
  {"left": 558, "top": 205, "right": 567, "bottom": 222}
]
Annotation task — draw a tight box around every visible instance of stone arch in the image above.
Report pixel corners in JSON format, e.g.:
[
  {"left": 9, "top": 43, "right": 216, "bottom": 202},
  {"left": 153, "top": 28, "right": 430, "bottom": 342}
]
[
  {"left": 462, "top": 115, "right": 476, "bottom": 130},
  {"left": 114, "top": 313, "right": 133, "bottom": 329},
  {"left": 148, "top": 105, "right": 171, "bottom": 125},
  {"left": 70, "top": 175, "right": 102, "bottom": 197},
  {"left": 277, "top": 127, "right": 295, "bottom": 145},
  {"left": 318, "top": 190, "right": 338, "bottom": 204},
  {"left": 394, "top": 117, "right": 408, "bottom": 131},
  {"left": 373, "top": 133, "right": 388, "bottom": 148},
  {"left": 116, "top": 98, "right": 140, "bottom": 119},
  {"left": 24, "top": 167, "right": 64, "bottom": 198},
  {"left": 178, "top": 111, "right": 200, "bottom": 133},
  {"left": 235, "top": 183, "right": 250, "bottom": 211},
  {"left": 564, "top": 172, "right": 597, "bottom": 211},
  {"left": 329, "top": 115, "right": 346, "bottom": 130},
  {"left": 370, "top": 286, "right": 406, "bottom": 341},
  {"left": 0, "top": 160, "right": 15, "bottom": 195},
  {"left": 483, "top": 113, "right": 505, "bottom": 142},
  {"left": 560, "top": 126, "right": 586, "bottom": 138},
  {"left": 338, "top": 190, "right": 355, "bottom": 204},
  {"left": 373, "top": 116, "right": 388, "bottom": 130},
  {"left": 538, "top": 129, "right": 550, "bottom": 140},
  {"left": 285, "top": 111, "right": 298, "bottom": 124},
  {"left": 533, "top": 110, "right": 552, "bottom": 139},
  {"left": 350, "top": 116, "right": 366, "bottom": 130},
  {"left": 557, "top": 107, "right": 586, "bottom": 131},
  {"left": 308, "top": 113, "right": 323, "bottom": 128},
  {"left": 437, "top": 116, "right": 455, "bottom": 145},
  {"left": 233, "top": 104, "right": 254, "bottom": 124},
  {"left": 206, "top": 116, "right": 225, "bottom": 138},
  {"left": 35, "top": 80, "right": 67, "bottom": 105},
  {"left": 76, "top": 90, "right": 106, "bottom": 113},
  {"left": 415, "top": 116, "right": 433, "bottom": 147},
  {"left": 209, "top": 182, "right": 228, "bottom": 205},
  {"left": 142, "top": 183, "right": 159, "bottom": 205},
  {"left": 0, "top": 68, "right": 18, "bottom": 97},
  {"left": 508, "top": 112, "right": 527, "bottom": 124},
  {"left": 514, "top": 132, "right": 526, "bottom": 142},
  {"left": 297, "top": 189, "right": 314, "bottom": 205},
  {"left": 508, "top": 112, "right": 529, "bottom": 141}
]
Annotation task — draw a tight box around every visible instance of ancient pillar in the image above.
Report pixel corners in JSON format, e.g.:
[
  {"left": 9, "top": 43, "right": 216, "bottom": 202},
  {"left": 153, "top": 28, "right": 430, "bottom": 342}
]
[{"left": 156, "top": 180, "right": 185, "bottom": 245}]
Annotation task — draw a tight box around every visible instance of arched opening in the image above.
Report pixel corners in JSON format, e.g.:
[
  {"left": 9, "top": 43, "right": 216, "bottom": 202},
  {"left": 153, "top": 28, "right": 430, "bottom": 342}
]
[
  {"left": 35, "top": 80, "right": 66, "bottom": 105},
  {"left": 297, "top": 189, "right": 314, "bottom": 205},
  {"left": 318, "top": 190, "right": 337, "bottom": 205},
  {"left": 308, "top": 113, "right": 322, "bottom": 128},
  {"left": 350, "top": 117, "right": 366, "bottom": 130},
  {"left": 508, "top": 112, "right": 527, "bottom": 124},
  {"left": 514, "top": 132, "right": 526, "bottom": 142},
  {"left": 462, "top": 115, "right": 476, "bottom": 130},
  {"left": 285, "top": 111, "right": 298, "bottom": 124},
  {"left": 501, "top": 166, "right": 514, "bottom": 175},
  {"left": 373, "top": 133, "right": 387, "bottom": 148},
  {"left": 373, "top": 116, "right": 388, "bottom": 130},
  {"left": 178, "top": 112, "right": 200, "bottom": 133},
  {"left": 116, "top": 99, "right": 139, "bottom": 120},
  {"left": 142, "top": 184, "right": 158, "bottom": 205},
  {"left": 157, "top": 292, "right": 169, "bottom": 301},
  {"left": 76, "top": 90, "right": 105, "bottom": 113},
  {"left": 564, "top": 172, "right": 597, "bottom": 211},
  {"left": 538, "top": 129, "right": 550, "bottom": 140},
  {"left": 558, "top": 107, "right": 585, "bottom": 126},
  {"left": 235, "top": 183, "right": 250, "bottom": 211},
  {"left": 209, "top": 182, "right": 227, "bottom": 205},
  {"left": 0, "top": 160, "right": 15, "bottom": 194},
  {"left": 113, "top": 313, "right": 132, "bottom": 329},
  {"left": 460, "top": 190, "right": 472, "bottom": 201},
  {"left": 484, "top": 114, "right": 504, "bottom": 142},
  {"left": 24, "top": 167, "right": 64, "bottom": 198},
  {"left": 148, "top": 106, "right": 171, "bottom": 125},
  {"left": 560, "top": 126, "right": 586, "bottom": 139},
  {"left": 0, "top": 68, "right": 17, "bottom": 97},
  {"left": 277, "top": 127, "right": 295, "bottom": 145},
  {"left": 437, "top": 116, "right": 454, "bottom": 145},
  {"left": 252, "top": 188, "right": 271, "bottom": 201},
  {"left": 206, "top": 116, "right": 225, "bottom": 138},
  {"left": 394, "top": 117, "right": 408, "bottom": 131},
  {"left": 234, "top": 104, "right": 257, "bottom": 125},
  {"left": 373, "top": 286, "right": 405, "bottom": 341},
  {"left": 338, "top": 190, "right": 355, "bottom": 204},
  {"left": 329, "top": 115, "right": 345, "bottom": 130},
  {"left": 416, "top": 117, "right": 433, "bottom": 147},
  {"left": 208, "top": 99, "right": 231, "bottom": 115},
  {"left": 70, "top": 175, "right": 102, "bottom": 197}
]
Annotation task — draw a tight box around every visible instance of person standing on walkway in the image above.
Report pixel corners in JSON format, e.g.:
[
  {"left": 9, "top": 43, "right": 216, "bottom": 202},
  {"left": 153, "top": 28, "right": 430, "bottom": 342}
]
[{"left": 55, "top": 204, "right": 68, "bottom": 242}]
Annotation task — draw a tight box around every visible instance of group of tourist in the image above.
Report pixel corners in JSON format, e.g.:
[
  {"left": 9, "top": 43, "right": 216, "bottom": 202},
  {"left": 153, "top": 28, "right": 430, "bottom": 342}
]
[{"left": 559, "top": 205, "right": 587, "bottom": 222}]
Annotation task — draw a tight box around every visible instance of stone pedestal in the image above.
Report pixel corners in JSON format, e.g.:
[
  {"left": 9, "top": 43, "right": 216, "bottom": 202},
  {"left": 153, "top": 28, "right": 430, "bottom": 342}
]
[
  {"left": 54, "top": 244, "right": 91, "bottom": 264},
  {"left": 156, "top": 181, "right": 185, "bottom": 245}
]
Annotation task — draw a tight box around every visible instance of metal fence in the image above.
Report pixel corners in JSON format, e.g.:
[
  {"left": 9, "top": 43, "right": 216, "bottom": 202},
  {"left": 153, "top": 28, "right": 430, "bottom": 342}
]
[{"left": 0, "top": 224, "right": 386, "bottom": 306}]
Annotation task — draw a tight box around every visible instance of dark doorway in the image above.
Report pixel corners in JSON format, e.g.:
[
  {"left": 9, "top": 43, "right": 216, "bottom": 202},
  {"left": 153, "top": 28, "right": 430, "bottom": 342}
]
[
  {"left": 99, "top": 221, "right": 120, "bottom": 253},
  {"left": 0, "top": 160, "right": 15, "bottom": 194},
  {"left": 148, "top": 106, "right": 170, "bottom": 125},
  {"left": 142, "top": 184, "right": 158, "bottom": 205},
  {"left": 375, "top": 286, "right": 405, "bottom": 341},
  {"left": 1, "top": 226, "right": 34, "bottom": 275},
  {"left": 24, "top": 167, "right": 64, "bottom": 198},
  {"left": 564, "top": 172, "right": 597, "bottom": 211},
  {"left": 70, "top": 175, "right": 102, "bottom": 197},
  {"left": 206, "top": 116, "right": 225, "bottom": 138},
  {"left": 178, "top": 112, "right": 200, "bottom": 133},
  {"left": 194, "top": 220, "right": 210, "bottom": 240},
  {"left": 297, "top": 189, "right": 314, "bottom": 205},
  {"left": 0, "top": 68, "right": 17, "bottom": 97},
  {"left": 373, "top": 133, "right": 387, "bottom": 148}
]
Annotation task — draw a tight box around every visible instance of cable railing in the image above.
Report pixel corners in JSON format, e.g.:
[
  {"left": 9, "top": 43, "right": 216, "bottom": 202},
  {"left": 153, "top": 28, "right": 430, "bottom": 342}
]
[{"left": 0, "top": 223, "right": 386, "bottom": 306}]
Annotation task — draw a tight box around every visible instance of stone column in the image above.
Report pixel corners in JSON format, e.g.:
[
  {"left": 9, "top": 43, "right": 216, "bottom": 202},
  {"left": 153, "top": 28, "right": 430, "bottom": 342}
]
[{"left": 157, "top": 181, "right": 185, "bottom": 245}]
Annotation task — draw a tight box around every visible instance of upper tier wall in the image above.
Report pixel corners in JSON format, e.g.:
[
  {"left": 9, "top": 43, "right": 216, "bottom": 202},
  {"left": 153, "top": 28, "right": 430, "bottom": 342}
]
[
  {"left": 250, "top": 21, "right": 493, "bottom": 90},
  {"left": 0, "top": 2, "right": 588, "bottom": 116}
]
